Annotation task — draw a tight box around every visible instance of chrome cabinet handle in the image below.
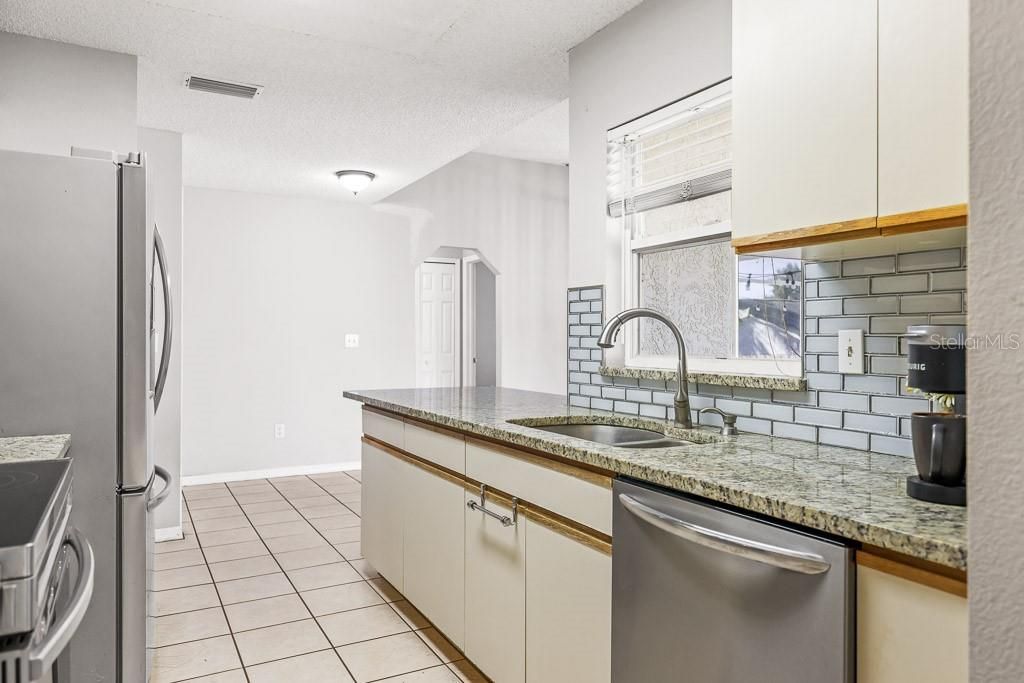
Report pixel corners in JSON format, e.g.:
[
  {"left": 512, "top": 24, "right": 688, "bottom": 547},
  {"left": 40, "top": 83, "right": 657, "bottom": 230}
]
[
  {"left": 29, "top": 526, "right": 95, "bottom": 681},
  {"left": 467, "top": 484, "right": 518, "bottom": 527},
  {"left": 153, "top": 224, "right": 173, "bottom": 412},
  {"left": 618, "top": 494, "right": 830, "bottom": 575},
  {"left": 147, "top": 465, "right": 174, "bottom": 511}
]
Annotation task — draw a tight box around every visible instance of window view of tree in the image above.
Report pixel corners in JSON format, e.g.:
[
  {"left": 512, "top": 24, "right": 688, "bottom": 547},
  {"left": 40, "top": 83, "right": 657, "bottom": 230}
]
[{"left": 737, "top": 256, "right": 802, "bottom": 359}]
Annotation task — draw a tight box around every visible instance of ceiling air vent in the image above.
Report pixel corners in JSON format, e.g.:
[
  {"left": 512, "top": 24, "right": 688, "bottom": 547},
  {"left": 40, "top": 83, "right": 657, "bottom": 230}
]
[{"left": 184, "top": 74, "right": 263, "bottom": 99}]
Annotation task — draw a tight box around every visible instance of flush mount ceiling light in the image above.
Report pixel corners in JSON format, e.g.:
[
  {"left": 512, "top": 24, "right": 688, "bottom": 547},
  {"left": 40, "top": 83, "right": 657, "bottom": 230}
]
[{"left": 335, "top": 170, "right": 376, "bottom": 195}]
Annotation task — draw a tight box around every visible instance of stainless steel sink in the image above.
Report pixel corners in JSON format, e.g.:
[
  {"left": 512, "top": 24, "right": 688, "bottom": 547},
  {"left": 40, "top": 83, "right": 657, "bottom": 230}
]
[{"left": 530, "top": 423, "right": 690, "bottom": 449}]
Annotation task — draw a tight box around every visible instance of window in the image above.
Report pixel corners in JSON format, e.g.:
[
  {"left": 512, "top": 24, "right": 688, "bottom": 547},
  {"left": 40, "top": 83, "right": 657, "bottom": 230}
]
[{"left": 608, "top": 81, "right": 802, "bottom": 377}]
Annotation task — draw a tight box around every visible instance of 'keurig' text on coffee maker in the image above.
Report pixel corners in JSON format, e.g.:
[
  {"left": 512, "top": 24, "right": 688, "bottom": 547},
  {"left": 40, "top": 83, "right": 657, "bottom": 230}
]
[{"left": 905, "top": 325, "right": 966, "bottom": 506}]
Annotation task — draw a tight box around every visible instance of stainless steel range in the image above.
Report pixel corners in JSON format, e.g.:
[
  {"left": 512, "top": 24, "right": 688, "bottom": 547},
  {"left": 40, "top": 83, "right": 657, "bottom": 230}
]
[{"left": 0, "top": 459, "right": 94, "bottom": 683}]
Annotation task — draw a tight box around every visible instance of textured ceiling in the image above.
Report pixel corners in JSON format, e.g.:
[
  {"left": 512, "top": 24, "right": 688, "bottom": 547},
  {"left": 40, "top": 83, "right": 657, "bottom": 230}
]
[
  {"left": 1, "top": 0, "right": 641, "bottom": 201},
  {"left": 476, "top": 99, "right": 569, "bottom": 166}
]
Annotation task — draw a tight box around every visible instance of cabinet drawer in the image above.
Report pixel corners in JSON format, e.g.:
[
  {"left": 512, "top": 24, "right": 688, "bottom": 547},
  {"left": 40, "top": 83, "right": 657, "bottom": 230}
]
[
  {"left": 362, "top": 408, "right": 404, "bottom": 449},
  {"left": 466, "top": 440, "right": 612, "bottom": 535},
  {"left": 404, "top": 420, "right": 465, "bottom": 474}
]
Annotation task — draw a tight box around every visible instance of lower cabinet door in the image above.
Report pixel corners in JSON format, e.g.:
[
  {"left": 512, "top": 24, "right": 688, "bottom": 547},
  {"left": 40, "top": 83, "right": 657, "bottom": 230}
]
[
  {"left": 402, "top": 464, "right": 466, "bottom": 649},
  {"left": 465, "top": 492, "right": 526, "bottom": 683},
  {"left": 525, "top": 518, "right": 612, "bottom": 683},
  {"left": 360, "top": 441, "right": 405, "bottom": 591}
]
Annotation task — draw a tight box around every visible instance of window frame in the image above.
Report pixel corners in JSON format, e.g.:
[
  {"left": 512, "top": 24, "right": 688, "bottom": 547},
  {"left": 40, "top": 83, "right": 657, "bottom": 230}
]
[{"left": 610, "top": 83, "right": 803, "bottom": 379}]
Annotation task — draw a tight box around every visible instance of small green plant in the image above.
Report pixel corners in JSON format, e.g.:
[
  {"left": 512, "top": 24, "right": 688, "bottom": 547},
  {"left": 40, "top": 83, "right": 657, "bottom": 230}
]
[{"left": 908, "top": 387, "right": 956, "bottom": 412}]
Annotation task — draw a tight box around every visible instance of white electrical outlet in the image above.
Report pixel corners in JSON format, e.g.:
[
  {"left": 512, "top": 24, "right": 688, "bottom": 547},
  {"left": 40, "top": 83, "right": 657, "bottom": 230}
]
[
  {"left": 274, "top": 423, "right": 286, "bottom": 439},
  {"left": 345, "top": 333, "right": 360, "bottom": 348},
  {"left": 838, "top": 329, "right": 865, "bottom": 374}
]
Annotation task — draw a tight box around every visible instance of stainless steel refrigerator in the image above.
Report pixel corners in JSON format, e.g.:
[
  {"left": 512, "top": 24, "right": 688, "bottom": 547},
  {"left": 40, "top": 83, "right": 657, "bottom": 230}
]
[{"left": 0, "top": 148, "right": 175, "bottom": 682}]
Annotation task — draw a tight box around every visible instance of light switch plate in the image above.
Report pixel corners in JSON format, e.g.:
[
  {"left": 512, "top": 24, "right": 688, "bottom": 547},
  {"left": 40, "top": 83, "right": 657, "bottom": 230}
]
[
  {"left": 838, "top": 329, "right": 865, "bottom": 374},
  {"left": 344, "top": 333, "right": 359, "bottom": 348}
]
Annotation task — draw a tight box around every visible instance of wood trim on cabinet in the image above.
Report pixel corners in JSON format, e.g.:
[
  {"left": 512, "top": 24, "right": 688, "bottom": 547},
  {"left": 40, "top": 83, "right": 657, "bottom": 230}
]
[
  {"left": 731, "top": 216, "right": 879, "bottom": 253},
  {"left": 362, "top": 435, "right": 613, "bottom": 555},
  {"left": 877, "top": 203, "right": 968, "bottom": 235},
  {"left": 856, "top": 546, "right": 967, "bottom": 598}
]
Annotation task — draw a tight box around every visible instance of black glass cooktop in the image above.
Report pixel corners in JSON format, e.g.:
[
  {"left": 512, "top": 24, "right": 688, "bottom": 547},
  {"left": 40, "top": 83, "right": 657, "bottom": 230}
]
[{"left": 0, "top": 459, "right": 71, "bottom": 549}]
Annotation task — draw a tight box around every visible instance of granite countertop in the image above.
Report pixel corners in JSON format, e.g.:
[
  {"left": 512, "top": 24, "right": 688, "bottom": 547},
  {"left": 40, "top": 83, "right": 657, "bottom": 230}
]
[
  {"left": 598, "top": 365, "right": 807, "bottom": 391},
  {"left": 0, "top": 434, "right": 71, "bottom": 462},
  {"left": 344, "top": 387, "right": 967, "bottom": 571}
]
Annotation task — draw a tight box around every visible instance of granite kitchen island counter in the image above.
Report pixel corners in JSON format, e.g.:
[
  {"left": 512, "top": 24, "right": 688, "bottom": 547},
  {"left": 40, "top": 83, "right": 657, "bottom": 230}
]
[
  {"left": 344, "top": 387, "right": 967, "bottom": 571},
  {"left": 0, "top": 434, "right": 71, "bottom": 462}
]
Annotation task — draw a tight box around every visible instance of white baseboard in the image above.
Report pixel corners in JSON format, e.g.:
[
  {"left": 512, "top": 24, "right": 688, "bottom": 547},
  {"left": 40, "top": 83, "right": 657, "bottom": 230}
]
[
  {"left": 155, "top": 526, "right": 184, "bottom": 542},
  {"left": 181, "top": 461, "right": 360, "bottom": 487}
]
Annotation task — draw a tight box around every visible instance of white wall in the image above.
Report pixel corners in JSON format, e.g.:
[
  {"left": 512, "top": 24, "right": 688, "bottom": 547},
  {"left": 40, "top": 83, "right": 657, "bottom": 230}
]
[
  {"left": 383, "top": 152, "right": 569, "bottom": 395},
  {"left": 181, "top": 188, "right": 414, "bottom": 477},
  {"left": 140, "top": 127, "right": 184, "bottom": 532},
  {"left": 0, "top": 32, "right": 137, "bottom": 156},
  {"left": 969, "top": 1, "right": 1024, "bottom": 679},
  {"left": 567, "top": 0, "right": 731, "bottom": 322}
]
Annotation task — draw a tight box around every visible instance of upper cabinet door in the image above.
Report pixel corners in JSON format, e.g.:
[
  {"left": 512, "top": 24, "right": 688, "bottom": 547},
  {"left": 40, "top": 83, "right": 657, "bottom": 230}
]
[
  {"left": 878, "top": 0, "right": 968, "bottom": 223},
  {"left": 732, "top": 0, "right": 878, "bottom": 239}
]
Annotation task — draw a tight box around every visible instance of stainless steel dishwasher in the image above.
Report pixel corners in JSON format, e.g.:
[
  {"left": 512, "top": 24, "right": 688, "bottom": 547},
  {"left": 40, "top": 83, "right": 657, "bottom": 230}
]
[{"left": 612, "top": 479, "right": 854, "bottom": 682}]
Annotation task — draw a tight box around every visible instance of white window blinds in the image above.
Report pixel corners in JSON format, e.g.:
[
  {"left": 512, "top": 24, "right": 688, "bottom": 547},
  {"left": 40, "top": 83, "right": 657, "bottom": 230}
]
[{"left": 607, "top": 84, "right": 732, "bottom": 219}]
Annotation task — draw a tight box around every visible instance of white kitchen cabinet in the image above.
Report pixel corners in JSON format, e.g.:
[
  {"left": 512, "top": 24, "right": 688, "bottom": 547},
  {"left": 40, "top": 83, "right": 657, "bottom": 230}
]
[
  {"left": 857, "top": 564, "right": 967, "bottom": 683},
  {"left": 877, "top": 0, "right": 968, "bottom": 221},
  {"left": 525, "top": 518, "right": 611, "bottom": 683},
  {"left": 732, "top": 0, "right": 878, "bottom": 241},
  {"left": 402, "top": 462, "right": 466, "bottom": 650},
  {"left": 360, "top": 440, "right": 406, "bottom": 591},
  {"left": 465, "top": 491, "right": 526, "bottom": 683}
]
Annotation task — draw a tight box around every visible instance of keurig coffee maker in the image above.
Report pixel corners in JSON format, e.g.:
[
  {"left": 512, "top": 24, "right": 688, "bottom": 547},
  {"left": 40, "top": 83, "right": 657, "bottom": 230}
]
[{"left": 905, "top": 325, "right": 966, "bottom": 506}]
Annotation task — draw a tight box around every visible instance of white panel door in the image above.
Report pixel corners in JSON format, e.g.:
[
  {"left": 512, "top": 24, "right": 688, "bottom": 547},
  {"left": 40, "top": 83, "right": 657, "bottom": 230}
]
[
  {"left": 416, "top": 261, "right": 458, "bottom": 388},
  {"left": 732, "top": 0, "right": 878, "bottom": 237}
]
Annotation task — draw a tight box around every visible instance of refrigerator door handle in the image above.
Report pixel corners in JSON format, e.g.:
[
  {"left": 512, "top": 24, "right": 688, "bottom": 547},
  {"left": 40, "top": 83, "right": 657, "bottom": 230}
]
[
  {"left": 147, "top": 465, "right": 174, "bottom": 511},
  {"left": 28, "top": 526, "right": 95, "bottom": 681},
  {"left": 152, "top": 224, "right": 173, "bottom": 412},
  {"left": 618, "top": 493, "right": 831, "bottom": 575}
]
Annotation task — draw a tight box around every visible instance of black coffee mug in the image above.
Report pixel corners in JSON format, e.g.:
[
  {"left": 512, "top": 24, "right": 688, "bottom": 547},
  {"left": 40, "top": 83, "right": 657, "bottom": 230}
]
[{"left": 911, "top": 412, "right": 966, "bottom": 485}]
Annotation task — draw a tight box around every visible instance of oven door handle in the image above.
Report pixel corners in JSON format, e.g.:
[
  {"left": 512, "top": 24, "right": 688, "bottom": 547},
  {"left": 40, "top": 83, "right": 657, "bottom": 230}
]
[
  {"left": 29, "top": 526, "right": 95, "bottom": 681},
  {"left": 618, "top": 493, "right": 831, "bottom": 575}
]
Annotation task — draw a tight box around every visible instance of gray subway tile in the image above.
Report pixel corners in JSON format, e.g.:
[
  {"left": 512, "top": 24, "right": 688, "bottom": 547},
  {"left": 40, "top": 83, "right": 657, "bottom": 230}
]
[
  {"left": 843, "top": 296, "right": 899, "bottom": 315},
  {"left": 639, "top": 403, "right": 667, "bottom": 419},
  {"left": 772, "top": 422, "right": 817, "bottom": 442},
  {"left": 818, "top": 278, "right": 870, "bottom": 297},
  {"left": 844, "top": 412, "right": 900, "bottom": 435},
  {"left": 698, "top": 410, "right": 724, "bottom": 428},
  {"left": 817, "top": 355, "right": 839, "bottom": 372},
  {"left": 569, "top": 348, "right": 591, "bottom": 360},
  {"left": 805, "top": 373, "right": 842, "bottom": 390},
  {"left": 601, "top": 386, "right": 626, "bottom": 400},
  {"left": 804, "top": 261, "right": 841, "bottom": 279},
  {"left": 805, "top": 336, "right": 838, "bottom": 354},
  {"left": 715, "top": 398, "right": 752, "bottom": 417},
  {"left": 652, "top": 391, "right": 675, "bottom": 406},
  {"left": 689, "top": 395, "right": 715, "bottom": 410},
  {"left": 772, "top": 390, "right": 817, "bottom": 405},
  {"left": 638, "top": 378, "right": 667, "bottom": 390},
  {"left": 732, "top": 387, "right": 772, "bottom": 401},
  {"left": 568, "top": 383, "right": 580, "bottom": 394},
  {"left": 568, "top": 360, "right": 580, "bottom": 372},
  {"left": 900, "top": 417, "right": 913, "bottom": 436},
  {"left": 870, "top": 434, "right": 913, "bottom": 457},
  {"left": 869, "top": 315, "right": 929, "bottom": 334},
  {"left": 580, "top": 385, "right": 602, "bottom": 398},
  {"left": 794, "top": 407, "right": 843, "bottom": 427},
  {"left": 842, "top": 256, "right": 896, "bottom": 277},
  {"left": 817, "top": 392, "right": 869, "bottom": 412},
  {"left": 590, "top": 350, "right": 604, "bottom": 361},
  {"left": 752, "top": 402, "right": 794, "bottom": 421},
  {"left": 568, "top": 289, "right": 580, "bottom": 302},
  {"left": 900, "top": 292, "right": 962, "bottom": 314},
  {"left": 590, "top": 374, "right": 613, "bottom": 385},
  {"left": 580, "top": 312, "right": 602, "bottom": 325},
  {"left": 870, "top": 273, "right": 929, "bottom": 294},
  {"left": 805, "top": 298, "right": 843, "bottom": 316},
  {"left": 613, "top": 400, "right": 640, "bottom": 415},
  {"left": 590, "top": 301, "right": 603, "bottom": 312},
  {"left": 569, "top": 325, "right": 590, "bottom": 336},
  {"left": 568, "top": 337, "right": 579, "bottom": 348},
  {"left": 804, "top": 282, "right": 818, "bottom": 298},
  {"left": 736, "top": 416, "right": 772, "bottom": 435},
  {"left": 568, "top": 314, "right": 580, "bottom": 325},
  {"left": 569, "top": 395, "right": 590, "bottom": 408},
  {"left": 864, "top": 336, "right": 899, "bottom": 354},
  {"left": 930, "top": 314, "right": 966, "bottom": 324},
  {"left": 870, "top": 395, "right": 930, "bottom": 415},
  {"left": 804, "top": 319, "right": 818, "bottom": 334},
  {"left": 931, "top": 270, "right": 966, "bottom": 291},
  {"left": 569, "top": 301, "right": 590, "bottom": 313},
  {"left": 590, "top": 398, "right": 614, "bottom": 411},
  {"left": 568, "top": 372, "right": 590, "bottom": 384},
  {"left": 818, "top": 317, "right": 869, "bottom": 334},
  {"left": 804, "top": 355, "right": 819, "bottom": 372},
  {"left": 580, "top": 338, "right": 600, "bottom": 349},
  {"left": 818, "top": 428, "right": 870, "bottom": 450},
  {"left": 844, "top": 374, "right": 899, "bottom": 394},
  {"left": 612, "top": 376, "right": 640, "bottom": 387},
  {"left": 870, "top": 355, "right": 908, "bottom": 375},
  {"left": 625, "top": 388, "right": 653, "bottom": 404},
  {"left": 898, "top": 249, "right": 960, "bottom": 272},
  {"left": 580, "top": 288, "right": 603, "bottom": 300},
  {"left": 580, "top": 361, "right": 601, "bottom": 373},
  {"left": 695, "top": 384, "right": 733, "bottom": 398}
]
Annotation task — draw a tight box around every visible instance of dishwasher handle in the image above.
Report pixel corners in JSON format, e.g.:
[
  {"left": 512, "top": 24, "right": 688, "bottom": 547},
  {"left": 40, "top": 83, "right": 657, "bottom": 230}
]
[{"left": 618, "top": 493, "right": 831, "bottom": 575}]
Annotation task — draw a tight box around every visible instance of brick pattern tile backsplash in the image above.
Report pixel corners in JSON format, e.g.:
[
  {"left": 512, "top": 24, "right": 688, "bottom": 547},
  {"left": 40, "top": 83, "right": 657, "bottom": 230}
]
[{"left": 567, "top": 247, "right": 967, "bottom": 456}]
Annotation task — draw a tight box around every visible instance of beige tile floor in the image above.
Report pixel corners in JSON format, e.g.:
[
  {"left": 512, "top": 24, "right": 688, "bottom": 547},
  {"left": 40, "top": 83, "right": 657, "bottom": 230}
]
[{"left": 152, "top": 470, "right": 488, "bottom": 683}]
